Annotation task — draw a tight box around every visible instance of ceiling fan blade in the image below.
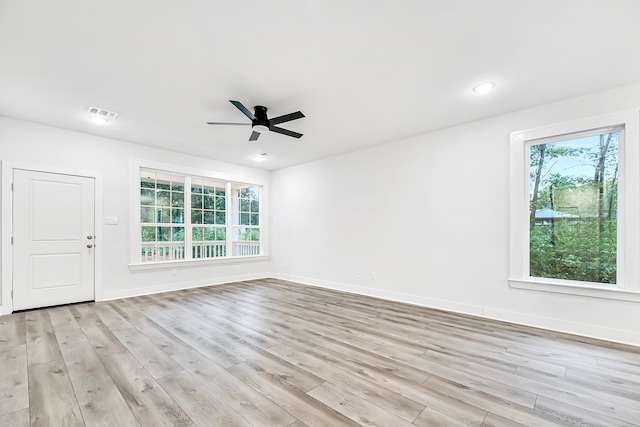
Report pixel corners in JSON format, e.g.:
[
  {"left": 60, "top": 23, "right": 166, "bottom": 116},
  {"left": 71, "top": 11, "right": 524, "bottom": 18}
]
[
  {"left": 270, "top": 126, "right": 303, "bottom": 139},
  {"left": 206, "top": 122, "right": 250, "bottom": 126},
  {"left": 249, "top": 131, "right": 261, "bottom": 141},
  {"left": 269, "top": 111, "right": 305, "bottom": 126},
  {"left": 229, "top": 100, "right": 256, "bottom": 121}
]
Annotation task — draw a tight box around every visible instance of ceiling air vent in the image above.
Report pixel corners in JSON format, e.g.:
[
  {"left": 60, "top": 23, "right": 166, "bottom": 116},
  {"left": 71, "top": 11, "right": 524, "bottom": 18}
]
[{"left": 88, "top": 107, "right": 119, "bottom": 119}]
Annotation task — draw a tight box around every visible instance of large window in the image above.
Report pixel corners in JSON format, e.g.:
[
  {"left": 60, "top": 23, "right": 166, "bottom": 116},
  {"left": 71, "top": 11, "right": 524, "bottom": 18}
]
[
  {"left": 509, "top": 111, "right": 640, "bottom": 300},
  {"left": 136, "top": 165, "right": 264, "bottom": 264},
  {"left": 529, "top": 129, "right": 619, "bottom": 284}
]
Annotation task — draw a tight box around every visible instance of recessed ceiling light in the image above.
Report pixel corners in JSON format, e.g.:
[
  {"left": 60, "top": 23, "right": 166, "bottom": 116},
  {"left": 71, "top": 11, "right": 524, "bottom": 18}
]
[
  {"left": 253, "top": 152, "right": 272, "bottom": 162},
  {"left": 472, "top": 82, "right": 495, "bottom": 94}
]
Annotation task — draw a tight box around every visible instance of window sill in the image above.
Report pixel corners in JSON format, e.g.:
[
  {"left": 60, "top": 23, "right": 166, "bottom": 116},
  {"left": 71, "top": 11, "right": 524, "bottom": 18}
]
[
  {"left": 129, "top": 254, "right": 270, "bottom": 271},
  {"left": 508, "top": 279, "right": 640, "bottom": 302}
]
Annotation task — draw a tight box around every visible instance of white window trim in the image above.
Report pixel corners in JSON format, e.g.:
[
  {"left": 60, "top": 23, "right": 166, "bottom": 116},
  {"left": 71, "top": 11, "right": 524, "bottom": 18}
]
[
  {"left": 129, "top": 158, "right": 269, "bottom": 269},
  {"left": 509, "top": 110, "right": 640, "bottom": 301},
  {"left": 128, "top": 254, "right": 270, "bottom": 271}
]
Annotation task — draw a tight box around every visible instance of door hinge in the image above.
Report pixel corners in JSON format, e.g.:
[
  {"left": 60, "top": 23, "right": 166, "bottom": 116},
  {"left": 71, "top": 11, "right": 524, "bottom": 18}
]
[
  {"left": 11, "top": 290, "right": 13, "bottom": 299},
  {"left": 11, "top": 183, "right": 13, "bottom": 191},
  {"left": 10, "top": 236, "right": 13, "bottom": 244}
]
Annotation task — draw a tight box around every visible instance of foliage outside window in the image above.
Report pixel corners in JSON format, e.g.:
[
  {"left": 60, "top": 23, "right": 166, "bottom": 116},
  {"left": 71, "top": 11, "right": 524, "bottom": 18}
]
[
  {"left": 529, "top": 130, "right": 619, "bottom": 284},
  {"left": 140, "top": 169, "right": 261, "bottom": 262}
]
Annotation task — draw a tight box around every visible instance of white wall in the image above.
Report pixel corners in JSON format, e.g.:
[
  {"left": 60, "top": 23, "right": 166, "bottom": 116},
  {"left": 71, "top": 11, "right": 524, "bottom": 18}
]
[
  {"left": 0, "top": 117, "right": 273, "bottom": 313},
  {"left": 270, "top": 82, "right": 640, "bottom": 346}
]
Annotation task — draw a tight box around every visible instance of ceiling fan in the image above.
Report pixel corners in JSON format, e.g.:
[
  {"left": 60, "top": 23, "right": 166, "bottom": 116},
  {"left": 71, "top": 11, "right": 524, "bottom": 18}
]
[{"left": 207, "top": 100, "right": 305, "bottom": 141}]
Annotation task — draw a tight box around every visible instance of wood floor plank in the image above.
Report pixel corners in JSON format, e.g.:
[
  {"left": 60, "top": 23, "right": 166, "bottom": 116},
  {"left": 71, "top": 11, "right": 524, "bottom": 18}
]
[
  {"left": 307, "top": 381, "right": 415, "bottom": 427},
  {"left": 111, "top": 327, "right": 182, "bottom": 379},
  {"left": 423, "top": 348, "right": 640, "bottom": 423},
  {"left": 165, "top": 296, "right": 281, "bottom": 348},
  {"left": 110, "top": 301, "right": 192, "bottom": 356},
  {"left": 413, "top": 407, "right": 477, "bottom": 427},
  {"left": 69, "top": 305, "right": 130, "bottom": 355},
  {"left": 564, "top": 365, "right": 640, "bottom": 401},
  {"left": 125, "top": 302, "right": 245, "bottom": 369},
  {"left": 534, "top": 395, "right": 637, "bottom": 427},
  {"left": 0, "top": 345, "right": 28, "bottom": 415},
  {"left": 172, "top": 350, "right": 297, "bottom": 426},
  {"left": 481, "top": 412, "right": 528, "bottom": 427},
  {"left": 28, "top": 359, "right": 84, "bottom": 427},
  {"left": 298, "top": 332, "right": 431, "bottom": 384},
  {"left": 597, "top": 356, "right": 640, "bottom": 376},
  {"left": 54, "top": 328, "right": 107, "bottom": 381},
  {"left": 157, "top": 370, "right": 253, "bottom": 427},
  {"left": 0, "top": 314, "right": 25, "bottom": 351},
  {"left": 25, "top": 310, "right": 63, "bottom": 366},
  {"left": 154, "top": 301, "right": 227, "bottom": 338},
  {"left": 209, "top": 333, "right": 324, "bottom": 393},
  {"left": 104, "top": 367, "right": 193, "bottom": 427},
  {"left": 227, "top": 362, "right": 361, "bottom": 427},
  {"left": 267, "top": 344, "right": 425, "bottom": 422},
  {"left": 512, "top": 365, "right": 640, "bottom": 421},
  {"left": 46, "top": 307, "right": 80, "bottom": 333},
  {"left": 0, "top": 408, "right": 29, "bottom": 426},
  {"left": 423, "top": 376, "right": 565, "bottom": 427},
  {"left": 418, "top": 352, "right": 538, "bottom": 408},
  {"left": 506, "top": 342, "right": 600, "bottom": 367},
  {"left": 71, "top": 374, "right": 140, "bottom": 426},
  {"left": 91, "top": 303, "right": 134, "bottom": 331}
]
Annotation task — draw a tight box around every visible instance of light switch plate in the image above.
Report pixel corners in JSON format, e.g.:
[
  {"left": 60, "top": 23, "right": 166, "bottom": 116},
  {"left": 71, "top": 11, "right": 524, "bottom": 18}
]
[{"left": 105, "top": 216, "right": 118, "bottom": 225}]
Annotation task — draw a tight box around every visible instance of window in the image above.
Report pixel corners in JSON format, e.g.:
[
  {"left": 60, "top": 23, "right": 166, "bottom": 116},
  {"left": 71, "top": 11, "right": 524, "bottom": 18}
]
[
  {"left": 134, "top": 162, "right": 265, "bottom": 264},
  {"left": 231, "top": 184, "right": 261, "bottom": 256},
  {"left": 190, "top": 177, "right": 227, "bottom": 259},
  {"left": 509, "top": 111, "right": 640, "bottom": 301},
  {"left": 140, "top": 172, "right": 186, "bottom": 261},
  {"left": 529, "top": 128, "right": 620, "bottom": 284}
]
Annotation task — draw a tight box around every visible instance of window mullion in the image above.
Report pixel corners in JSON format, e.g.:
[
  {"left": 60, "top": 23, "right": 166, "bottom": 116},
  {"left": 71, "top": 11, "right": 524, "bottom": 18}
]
[
  {"left": 225, "top": 182, "right": 232, "bottom": 257},
  {"left": 258, "top": 186, "right": 264, "bottom": 256},
  {"left": 184, "top": 176, "right": 192, "bottom": 260}
]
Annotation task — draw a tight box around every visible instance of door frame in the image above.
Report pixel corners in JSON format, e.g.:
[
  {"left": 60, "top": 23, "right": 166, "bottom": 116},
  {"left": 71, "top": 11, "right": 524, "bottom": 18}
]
[{"left": 1, "top": 161, "right": 103, "bottom": 314}]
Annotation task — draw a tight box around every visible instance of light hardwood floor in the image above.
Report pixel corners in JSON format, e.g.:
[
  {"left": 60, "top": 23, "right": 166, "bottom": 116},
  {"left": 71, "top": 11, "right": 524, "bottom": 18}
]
[{"left": 1, "top": 278, "right": 639, "bottom": 426}]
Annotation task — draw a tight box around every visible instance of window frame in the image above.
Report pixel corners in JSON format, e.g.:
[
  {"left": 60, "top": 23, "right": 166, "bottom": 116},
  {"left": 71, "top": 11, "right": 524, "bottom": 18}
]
[
  {"left": 129, "top": 159, "right": 268, "bottom": 270},
  {"left": 509, "top": 110, "right": 640, "bottom": 302}
]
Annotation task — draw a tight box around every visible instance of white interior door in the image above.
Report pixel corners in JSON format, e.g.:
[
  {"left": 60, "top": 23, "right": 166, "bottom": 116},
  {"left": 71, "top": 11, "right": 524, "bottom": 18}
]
[{"left": 12, "top": 169, "right": 95, "bottom": 310}]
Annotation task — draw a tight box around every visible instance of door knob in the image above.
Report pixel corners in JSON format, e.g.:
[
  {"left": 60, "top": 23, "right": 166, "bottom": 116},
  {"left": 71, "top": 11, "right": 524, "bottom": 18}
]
[
  {"left": 87, "top": 244, "right": 93, "bottom": 248},
  {"left": 87, "top": 236, "right": 93, "bottom": 240}
]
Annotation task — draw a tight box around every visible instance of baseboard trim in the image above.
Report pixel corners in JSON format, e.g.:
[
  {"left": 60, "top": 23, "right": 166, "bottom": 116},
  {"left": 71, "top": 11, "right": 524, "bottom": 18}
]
[
  {"left": 102, "top": 272, "right": 274, "bottom": 301},
  {"left": 274, "top": 273, "right": 640, "bottom": 347},
  {"left": 481, "top": 307, "right": 640, "bottom": 347}
]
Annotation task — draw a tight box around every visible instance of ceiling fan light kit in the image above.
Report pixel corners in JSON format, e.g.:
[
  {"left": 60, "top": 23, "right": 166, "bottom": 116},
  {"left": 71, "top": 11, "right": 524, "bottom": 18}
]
[
  {"left": 207, "top": 100, "right": 304, "bottom": 141},
  {"left": 252, "top": 124, "right": 268, "bottom": 133}
]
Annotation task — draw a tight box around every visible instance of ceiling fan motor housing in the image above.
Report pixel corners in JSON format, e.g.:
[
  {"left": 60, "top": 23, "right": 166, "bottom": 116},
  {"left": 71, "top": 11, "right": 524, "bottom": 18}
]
[{"left": 253, "top": 106, "right": 269, "bottom": 127}]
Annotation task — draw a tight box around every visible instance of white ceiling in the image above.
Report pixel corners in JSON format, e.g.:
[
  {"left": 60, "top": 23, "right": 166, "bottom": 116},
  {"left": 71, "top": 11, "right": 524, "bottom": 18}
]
[{"left": 1, "top": 1, "right": 640, "bottom": 170}]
